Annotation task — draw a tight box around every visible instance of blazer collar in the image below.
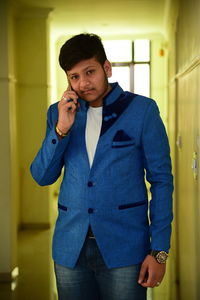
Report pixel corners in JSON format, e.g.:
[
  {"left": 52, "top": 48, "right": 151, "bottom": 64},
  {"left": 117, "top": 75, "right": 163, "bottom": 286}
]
[{"left": 79, "top": 82, "right": 124, "bottom": 111}]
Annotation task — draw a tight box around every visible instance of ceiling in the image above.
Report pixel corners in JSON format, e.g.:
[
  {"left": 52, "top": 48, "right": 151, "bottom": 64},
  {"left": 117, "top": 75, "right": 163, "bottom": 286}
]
[{"left": 15, "top": 0, "right": 170, "bottom": 40}]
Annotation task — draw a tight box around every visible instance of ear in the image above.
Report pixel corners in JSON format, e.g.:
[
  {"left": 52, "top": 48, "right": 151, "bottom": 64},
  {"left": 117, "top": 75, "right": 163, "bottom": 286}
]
[{"left": 103, "top": 60, "right": 112, "bottom": 78}]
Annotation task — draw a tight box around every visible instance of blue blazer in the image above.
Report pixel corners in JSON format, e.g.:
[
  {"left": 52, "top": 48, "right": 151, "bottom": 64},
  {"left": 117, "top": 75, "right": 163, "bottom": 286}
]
[{"left": 30, "top": 83, "right": 173, "bottom": 269}]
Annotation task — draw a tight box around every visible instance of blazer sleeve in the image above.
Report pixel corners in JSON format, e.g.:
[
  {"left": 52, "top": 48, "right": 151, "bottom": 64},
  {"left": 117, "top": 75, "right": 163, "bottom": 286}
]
[
  {"left": 141, "top": 101, "right": 173, "bottom": 252},
  {"left": 30, "top": 104, "right": 71, "bottom": 186}
]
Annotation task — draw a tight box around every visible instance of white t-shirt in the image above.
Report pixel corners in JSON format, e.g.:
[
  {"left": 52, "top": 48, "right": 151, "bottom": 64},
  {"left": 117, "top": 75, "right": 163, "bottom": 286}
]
[{"left": 85, "top": 106, "right": 102, "bottom": 167}]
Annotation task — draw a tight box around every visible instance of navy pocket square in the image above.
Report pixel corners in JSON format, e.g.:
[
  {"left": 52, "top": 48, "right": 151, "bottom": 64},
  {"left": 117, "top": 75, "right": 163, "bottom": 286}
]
[{"left": 113, "top": 130, "right": 132, "bottom": 142}]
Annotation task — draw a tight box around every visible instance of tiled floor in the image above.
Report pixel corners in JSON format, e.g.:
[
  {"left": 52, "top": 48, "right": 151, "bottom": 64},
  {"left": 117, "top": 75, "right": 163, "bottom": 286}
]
[
  {"left": 0, "top": 229, "right": 152, "bottom": 300},
  {"left": 0, "top": 228, "right": 57, "bottom": 300}
]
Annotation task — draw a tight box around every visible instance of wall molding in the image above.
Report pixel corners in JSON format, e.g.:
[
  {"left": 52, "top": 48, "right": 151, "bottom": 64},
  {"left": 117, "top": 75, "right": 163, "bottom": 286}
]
[
  {"left": 169, "top": 55, "right": 200, "bottom": 84},
  {"left": 175, "top": 55, "right": 200, "bottom": 79}
]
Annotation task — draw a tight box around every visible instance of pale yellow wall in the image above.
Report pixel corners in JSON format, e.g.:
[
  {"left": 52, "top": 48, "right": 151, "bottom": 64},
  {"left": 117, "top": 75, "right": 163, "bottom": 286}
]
[
  {"left": 174, "top": 0, "right": 200, "bottom": 299},
  {"left": 16, "top": 7, "right": 54, "bottom": 227},
  {"left": 0, "top": 2, "right": 60, "bottom": 280},
  {"left": 0, "top": 0, "right": 18, "bottom": 279},
  {"left": 167, "top": 0, "right": 200, "bottom": 300},
  {"left": 151, "top": 38, "right": 168, "bottom": 126},
  {"left": 152, "top": 1, "right": 180, "bottom": 299},
  {"left": 0, "top": 0, "right": 55, "bottom": 279}
]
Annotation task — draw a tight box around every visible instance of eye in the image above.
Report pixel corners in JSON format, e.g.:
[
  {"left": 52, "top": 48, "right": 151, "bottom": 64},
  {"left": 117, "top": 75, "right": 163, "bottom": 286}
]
[
  {"left": 70, "top": 74, "right": 79, "bottom": 81},
  {"left": 86, "top": 69, "right": 95, "bottom": 75}
]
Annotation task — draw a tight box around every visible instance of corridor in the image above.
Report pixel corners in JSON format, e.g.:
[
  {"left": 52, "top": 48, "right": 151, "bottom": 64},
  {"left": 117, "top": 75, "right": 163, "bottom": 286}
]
[{"left": 0, "top": 0, "right": 200, "bottom": 299}]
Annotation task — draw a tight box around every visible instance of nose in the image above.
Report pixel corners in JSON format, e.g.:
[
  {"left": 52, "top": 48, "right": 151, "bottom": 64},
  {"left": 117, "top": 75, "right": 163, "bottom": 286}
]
[{"left": 79, "top": 75, "right": 90, "bottom": 89}]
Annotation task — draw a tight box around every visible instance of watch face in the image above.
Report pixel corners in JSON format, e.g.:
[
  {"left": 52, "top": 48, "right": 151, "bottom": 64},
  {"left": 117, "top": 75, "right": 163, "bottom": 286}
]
[{"left": 156, "top": 251, "right": 168, "bottom": 264}]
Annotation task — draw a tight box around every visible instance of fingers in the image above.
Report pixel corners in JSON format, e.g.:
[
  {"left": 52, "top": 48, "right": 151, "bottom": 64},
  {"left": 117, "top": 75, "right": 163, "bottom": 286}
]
[
  {"left": 139, "top": 275, "right": 162, "bottom": 288},
  {"left": 142, "top": 276, "right": 161, "bottom": 288},
  {"left": 138, "top": 262, "right": 148, "bottom": 285},
  {"left": 61, "top": 90, "right": 78, "bottom": 104},
  {"left": 138, "top": 255, "right": 166, "bottom": 288},
  {"left": 59, "top": 90, "right": 79, "bottom": 113},
  {"left": 59, "top": 100, "right": 77, "bottom": 113}
]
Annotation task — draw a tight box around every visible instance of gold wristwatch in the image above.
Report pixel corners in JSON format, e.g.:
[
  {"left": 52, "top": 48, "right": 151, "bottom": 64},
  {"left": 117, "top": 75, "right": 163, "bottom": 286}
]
[{"left": 150, "top": 250, "right": 168, "bottom": 264}]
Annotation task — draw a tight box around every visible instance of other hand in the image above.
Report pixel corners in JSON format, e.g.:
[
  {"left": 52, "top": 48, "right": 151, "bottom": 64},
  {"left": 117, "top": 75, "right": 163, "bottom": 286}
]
[{"left": 138, "top": 255, "right": 166, "bottom": 288}]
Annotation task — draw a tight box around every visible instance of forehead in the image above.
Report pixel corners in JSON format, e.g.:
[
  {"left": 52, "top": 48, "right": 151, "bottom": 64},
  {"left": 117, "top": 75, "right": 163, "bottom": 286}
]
[{"left": 67, "top": 57, "right": 102, "bottom": 75}]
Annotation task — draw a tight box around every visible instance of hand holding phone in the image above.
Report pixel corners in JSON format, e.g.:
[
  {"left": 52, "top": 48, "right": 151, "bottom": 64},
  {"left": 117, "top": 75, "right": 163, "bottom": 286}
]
[{"left": 57, "top": 86, "right": 79, "bottom": 135}]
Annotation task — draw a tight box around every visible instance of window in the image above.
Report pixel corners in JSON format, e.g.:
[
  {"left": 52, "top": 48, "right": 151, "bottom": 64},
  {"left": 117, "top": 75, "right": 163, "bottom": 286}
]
[{"left": 103, "top": 39, "right": 150, "bottom": 97}]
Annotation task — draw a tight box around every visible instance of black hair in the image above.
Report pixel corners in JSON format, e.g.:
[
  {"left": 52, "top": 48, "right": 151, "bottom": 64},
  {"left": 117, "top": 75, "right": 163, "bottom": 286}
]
[{"left": 59, "top": 33, "right": 107, "bottom": 71}]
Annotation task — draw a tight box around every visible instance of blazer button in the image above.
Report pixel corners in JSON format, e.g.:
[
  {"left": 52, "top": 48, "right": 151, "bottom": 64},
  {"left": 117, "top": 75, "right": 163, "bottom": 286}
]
[
  {"left": 112, "top": 112, "right": 117, "bottom": 118},
  {"left": 88, "top": 181, "right": 94, "bottom": 187},
  {"left": 104, "top": 116, "right": 109, "bottom": 122},
  {"left": 52, "top": 139, "right": 57, "bottom": 144},
  {"left": 88, "top": 208, "right": 94, "bottom": 214}
]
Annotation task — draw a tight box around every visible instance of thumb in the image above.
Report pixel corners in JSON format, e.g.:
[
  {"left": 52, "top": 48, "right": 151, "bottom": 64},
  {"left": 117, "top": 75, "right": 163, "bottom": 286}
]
[{"left": 138, "top": 261, "right": 148, "bottom": 284}]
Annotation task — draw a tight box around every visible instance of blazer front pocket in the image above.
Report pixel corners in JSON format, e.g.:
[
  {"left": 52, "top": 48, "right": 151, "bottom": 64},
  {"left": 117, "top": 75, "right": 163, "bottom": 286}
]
[
  {"left": 58, "top": 203, "right": 68, "bottom": 211},
  {"left": 118, "top": 200, "right": 146, "bottom": 210}
]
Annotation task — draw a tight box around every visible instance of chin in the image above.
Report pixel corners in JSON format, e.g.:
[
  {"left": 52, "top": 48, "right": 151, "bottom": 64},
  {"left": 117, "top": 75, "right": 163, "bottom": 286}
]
[{"left": 82, "top": 95, "right": 96, "bottom": 102}]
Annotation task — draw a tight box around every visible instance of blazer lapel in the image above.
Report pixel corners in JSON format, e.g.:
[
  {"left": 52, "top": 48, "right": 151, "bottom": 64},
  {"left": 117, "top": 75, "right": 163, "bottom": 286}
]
[{"left": 100, "top": 92, "right": 136, "bottom": 136}]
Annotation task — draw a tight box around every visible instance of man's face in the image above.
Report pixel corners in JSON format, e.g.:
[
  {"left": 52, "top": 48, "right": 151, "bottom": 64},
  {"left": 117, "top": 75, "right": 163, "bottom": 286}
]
[{"left": 67, "top": 57, "right": 112, "bottom": 107}]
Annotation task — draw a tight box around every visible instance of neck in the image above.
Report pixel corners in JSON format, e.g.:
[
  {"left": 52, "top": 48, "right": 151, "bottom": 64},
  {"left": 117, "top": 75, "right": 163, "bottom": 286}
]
[{"left": 89, "top": 84, "right": 112, "bottom": 107}]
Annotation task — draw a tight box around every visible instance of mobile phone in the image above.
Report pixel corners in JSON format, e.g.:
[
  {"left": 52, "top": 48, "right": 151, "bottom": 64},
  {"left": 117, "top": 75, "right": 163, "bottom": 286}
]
[
  {"left": 67, "top": 79, "right": 73, "bottom": 91},
  {"left": 66, "top": 79, "right": 79, "bottom": 112}
]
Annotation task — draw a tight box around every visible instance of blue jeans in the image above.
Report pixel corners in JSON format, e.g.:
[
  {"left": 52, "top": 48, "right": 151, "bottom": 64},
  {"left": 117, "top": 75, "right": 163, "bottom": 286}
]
[{"left": 54, "top": 238, "right": 147, "bottom": 300}]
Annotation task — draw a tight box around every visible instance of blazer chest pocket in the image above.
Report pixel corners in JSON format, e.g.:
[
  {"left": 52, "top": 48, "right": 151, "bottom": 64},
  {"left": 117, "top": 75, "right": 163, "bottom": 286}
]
[
  {"left": 118, "top": 200, "right": 146, "bottom": 210},
  {"left": 112, "top": 140, "right": 135, "bottom": 148},
  {"left": 112, "top": 130, "right": 135, "bottom": 148}
]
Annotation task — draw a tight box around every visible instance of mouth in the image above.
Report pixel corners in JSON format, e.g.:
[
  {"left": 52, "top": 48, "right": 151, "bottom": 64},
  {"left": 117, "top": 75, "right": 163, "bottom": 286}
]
[{"left": 81, "top": 89, "right": 95, "bottom": 95}]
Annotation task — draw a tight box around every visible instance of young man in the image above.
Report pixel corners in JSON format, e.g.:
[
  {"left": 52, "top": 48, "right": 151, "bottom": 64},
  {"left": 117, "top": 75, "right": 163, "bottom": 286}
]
[{"left": 30, "top": 33, "right": 173, "bottom": 300}]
